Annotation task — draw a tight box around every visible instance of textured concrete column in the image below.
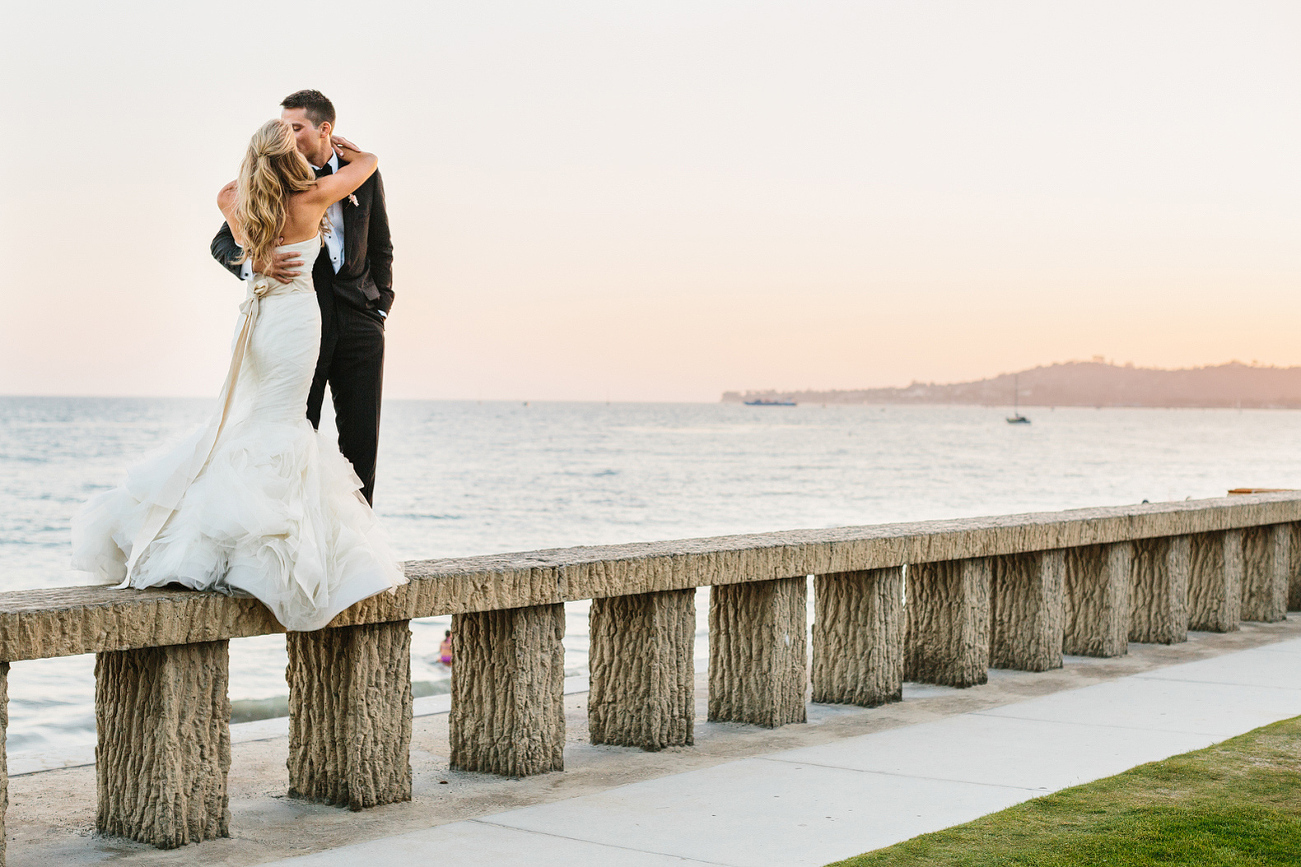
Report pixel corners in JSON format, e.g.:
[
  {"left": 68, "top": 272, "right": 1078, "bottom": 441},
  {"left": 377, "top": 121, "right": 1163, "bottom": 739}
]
[
  {"left": 709, "top": 577, "right": 807, "bottom": 727},
  {"left": 989, "top": 551, "right": 1064, "bottom": 672},
  {"left": 589, "top": 589, "right": 695, "bottom": 751},
  {"left": 95, "top": 641, "right": 230, "bottom": 848},
  {"left": 1063, "top": 543, "right": 1131, "bottom": 657},
  {"left": 287, "top": 621, "right": 413, "bottom": 810},
  {"left": 1291, "top": 524, "right": 1301, "bottom": 612},
  {"left": 1130, "top": 536, "right": 1190, "bottom": 644},
  {"left": 1290, "top": 520, "right": 1301, "bottom": 606},
  {"left": 1241, "top": 525, "right": 1289, "bottom": 623},
  {"left": 905, "top": 558, "right": 991, "bottom": 687},
  {"left": 812, "top": 568, "right": 904, "bottom": 707},
  {"left": 450, "top": 604, "right": 565, "bottom": 776},
  {"left": 1188, "top": 529, "right": 1242, "bottom": 632},
  {"left": 0, "top": 661, "right": 7, "bottom": 867}
]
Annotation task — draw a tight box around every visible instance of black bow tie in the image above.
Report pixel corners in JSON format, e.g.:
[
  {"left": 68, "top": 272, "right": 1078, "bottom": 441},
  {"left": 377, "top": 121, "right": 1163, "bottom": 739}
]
[{"left": 314, "top": 163, "right": 334, "bottom": 178}]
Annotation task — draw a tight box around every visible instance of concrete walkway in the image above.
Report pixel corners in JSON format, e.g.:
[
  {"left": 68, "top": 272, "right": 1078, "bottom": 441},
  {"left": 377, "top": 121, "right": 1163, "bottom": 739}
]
[{"left": 265, "top": 636, "right": 1301, "bottom": 867}]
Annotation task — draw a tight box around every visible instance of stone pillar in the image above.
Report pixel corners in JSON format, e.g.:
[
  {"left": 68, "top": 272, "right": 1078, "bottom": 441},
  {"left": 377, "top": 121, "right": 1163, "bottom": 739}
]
[
  {"left": 1063, "top": 543, "right": 1131, "bottom": 657},
  {"left": 989, "top": 551, "right": 1064, "bottom": 672},
  {"left": 588, "top": 589, "right": 695, "bottom": 751},
  {"left": 811, "top": 568, "right": 904, "bottom": 707},
  {"left": 449, "top": 604, "right": 565, "bottom": 776},
  {"left": 1188, "top": 529, "right": 1242, "bottom": 632},
  {"left": 0, "top": 661, "right": 7, "bottom": 867},
  {"left": 287, "top": 621, "right": 413, "bottom": 810},
  {"left": 95, "top": 642, "right": 230, "bottom": 848},
  {"left": 1290, "top": 524, "right": 1301, "bottom": 612},
  {"left": 905, "top": 558, "right": 991, "bottom": 687},
  {"left": 709, "top": 577, "right": 807, "bottom": 727},
  {"left": 1130, "top": 536, "right": 1190, "bottom": 644},
  {"left": 1241, "top": 525, "right": 1289, "bottom": 623}
]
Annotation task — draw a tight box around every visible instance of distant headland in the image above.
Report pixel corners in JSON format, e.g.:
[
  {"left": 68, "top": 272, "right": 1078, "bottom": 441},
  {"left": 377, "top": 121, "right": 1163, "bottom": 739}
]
[{"left": 722, "top": 361, "right": 1301, "bottom": 409}]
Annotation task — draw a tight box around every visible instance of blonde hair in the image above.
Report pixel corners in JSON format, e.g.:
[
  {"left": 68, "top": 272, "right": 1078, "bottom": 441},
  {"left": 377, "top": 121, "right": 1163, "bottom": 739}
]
[{"left": 233, "top": 120, "right": 321, "bottom": 268}]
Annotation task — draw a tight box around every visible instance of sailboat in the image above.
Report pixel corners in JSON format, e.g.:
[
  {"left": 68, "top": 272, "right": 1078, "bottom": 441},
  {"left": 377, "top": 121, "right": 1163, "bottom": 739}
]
[{"left": 1006, "top": 374, "right": 1030, "bottom": 424}]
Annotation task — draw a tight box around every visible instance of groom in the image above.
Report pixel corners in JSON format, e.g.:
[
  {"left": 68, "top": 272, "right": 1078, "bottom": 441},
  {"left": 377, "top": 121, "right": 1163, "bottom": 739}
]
[{"left": 211, "top": 89, "right": 393, "bottom": 505}]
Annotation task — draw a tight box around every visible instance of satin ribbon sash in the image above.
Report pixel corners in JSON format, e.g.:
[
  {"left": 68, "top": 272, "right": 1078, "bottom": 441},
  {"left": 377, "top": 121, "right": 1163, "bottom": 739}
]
[{"left": 121, "top": 275, "right": 300, "bottom": 583}]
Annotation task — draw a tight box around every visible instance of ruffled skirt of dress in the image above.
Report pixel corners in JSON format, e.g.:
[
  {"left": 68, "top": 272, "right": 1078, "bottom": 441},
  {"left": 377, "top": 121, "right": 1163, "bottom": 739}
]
[{"left": 72, "top": 416, "right": 405, "bottom": 631}]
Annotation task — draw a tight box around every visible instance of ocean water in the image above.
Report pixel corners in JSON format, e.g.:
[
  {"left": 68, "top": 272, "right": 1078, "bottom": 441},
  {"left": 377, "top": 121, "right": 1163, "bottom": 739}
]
[{"left": 3, "top": 396, "right": 1301, "bottom": 754}]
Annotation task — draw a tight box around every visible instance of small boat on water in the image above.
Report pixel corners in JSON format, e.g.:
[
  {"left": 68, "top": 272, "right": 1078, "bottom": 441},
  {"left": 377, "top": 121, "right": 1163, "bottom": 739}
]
[
  {"left": 1006, "top": 375, "right": 1030, "bottom": 424},
  {"left": 745, "top": 398, "right": 797, "bottom": 407}
]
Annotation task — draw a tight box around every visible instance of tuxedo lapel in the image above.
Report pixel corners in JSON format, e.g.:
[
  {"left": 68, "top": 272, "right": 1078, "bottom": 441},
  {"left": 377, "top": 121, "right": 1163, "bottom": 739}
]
[
  {"left": 343, "top": 186, "right": 369, "bottom": 270},
  {"left": 341, "top": 185, "right": 364, "bottom": 255}
]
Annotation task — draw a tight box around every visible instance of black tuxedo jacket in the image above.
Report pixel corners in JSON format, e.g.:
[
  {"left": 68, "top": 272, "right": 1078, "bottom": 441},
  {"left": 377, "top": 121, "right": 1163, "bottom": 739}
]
[{"left": 211, "top": 165, "right": 394, "bottom": 316}]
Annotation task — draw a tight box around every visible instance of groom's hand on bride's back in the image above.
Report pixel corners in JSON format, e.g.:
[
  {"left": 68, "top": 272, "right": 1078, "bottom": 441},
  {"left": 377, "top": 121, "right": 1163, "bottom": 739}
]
[
  {"left": 254, "top": 246, "right": 305, "bottom": 283},
  {"left": 210, "top": 223, "right": 302, "bottom": 282}
]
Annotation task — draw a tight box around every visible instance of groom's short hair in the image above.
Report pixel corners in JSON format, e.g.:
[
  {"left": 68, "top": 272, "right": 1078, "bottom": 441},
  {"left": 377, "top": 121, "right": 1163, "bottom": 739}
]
[{"left": 281, "top": 90, "right": 336, "bottom": 128}]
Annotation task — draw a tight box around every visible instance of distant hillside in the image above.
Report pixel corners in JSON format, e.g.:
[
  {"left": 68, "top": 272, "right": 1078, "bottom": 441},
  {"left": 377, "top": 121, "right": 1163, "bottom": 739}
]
[{"left": 722, "top": 362, "right": 1301, "bottom": 409}]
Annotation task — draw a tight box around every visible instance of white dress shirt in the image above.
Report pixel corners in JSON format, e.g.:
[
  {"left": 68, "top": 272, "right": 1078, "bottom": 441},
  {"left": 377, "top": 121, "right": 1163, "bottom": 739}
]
[{"left": 318, "top": 152, "right": 345, "bottom": 275}]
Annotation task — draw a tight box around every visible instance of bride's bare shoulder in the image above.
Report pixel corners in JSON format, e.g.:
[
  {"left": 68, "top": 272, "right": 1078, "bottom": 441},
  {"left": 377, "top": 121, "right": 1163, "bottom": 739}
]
[{"left": 217, "top": 181, "right": 238, "bottom": 214}]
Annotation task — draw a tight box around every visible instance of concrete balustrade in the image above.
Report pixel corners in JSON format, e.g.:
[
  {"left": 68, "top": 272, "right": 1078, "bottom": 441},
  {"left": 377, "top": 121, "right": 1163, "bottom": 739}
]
[
  {"left": 905, "top": 558, "right": 991, "bottom": 687},
  {"left": 1240, "top": 524, "right": 1290, "bottom": 623},
  {"left": 1188, "top": 529, "right": 1244, "bottom": 631},
  {"left": 709, "top": 577, "right": 808, "bottom": 727},
  {"left": 1280, "top": 520, "right": 1301, "bottom": 606},
  {"left": 287, "top": 622, "right": 413, "bottom": 809},
  {"left": 1290, "top": 524, "right": 1301, "bottom": 612},
  {"left": 1063, "top": 543, "right": 1132, "bottom": 657},
  {"left": 989, "top": 550, "right": 1065, "bottom": 671},
  {"left": 0, "top": 663, "right": 5, "bottom": 866},
  {"left": 1129, "top": 535, "right": 1190, "bottom": 644},
  {"left": 94, "top": 641, "right": 231, "bottom": 847},
  {"left": 449, "top": 604, "right": 565, "bottom": 776},
  {"left": 812, "top": 568, "right": 904, "bottom": 706},
  {"left": 1, "top": 493, "right": 1301, "bottom": 864},
  {"left": 589, "top": 589, "right": 695, "bottom": 750}
]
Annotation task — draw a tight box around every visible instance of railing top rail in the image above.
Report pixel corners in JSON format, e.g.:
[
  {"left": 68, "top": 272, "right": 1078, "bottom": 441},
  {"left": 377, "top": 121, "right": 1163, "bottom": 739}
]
[{"left": 3, "top": 492, "right": 1299, "bottom": 662}]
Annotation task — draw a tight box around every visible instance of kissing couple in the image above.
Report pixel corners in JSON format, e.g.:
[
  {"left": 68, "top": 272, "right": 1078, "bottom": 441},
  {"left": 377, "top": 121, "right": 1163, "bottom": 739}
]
[{"left": 72, "top": 90, "right": 406, "bottom": 631}]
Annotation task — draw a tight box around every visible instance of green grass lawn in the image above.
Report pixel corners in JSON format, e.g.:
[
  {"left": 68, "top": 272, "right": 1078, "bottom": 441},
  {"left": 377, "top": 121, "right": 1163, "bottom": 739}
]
[{"left": 827, "top": 716, "right": 1301, "bottom": 867}]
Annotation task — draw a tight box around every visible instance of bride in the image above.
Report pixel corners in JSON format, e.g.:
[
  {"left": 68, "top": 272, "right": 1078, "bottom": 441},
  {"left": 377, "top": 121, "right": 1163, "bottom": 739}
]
[{"left": 71, "top": 119, "right": 406, "bottom": 631}]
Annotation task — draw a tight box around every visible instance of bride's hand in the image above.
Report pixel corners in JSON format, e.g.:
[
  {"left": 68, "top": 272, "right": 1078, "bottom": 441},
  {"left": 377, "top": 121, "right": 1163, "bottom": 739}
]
[{"left": 330, "top": 135, "right": 362, "bottom": 158}]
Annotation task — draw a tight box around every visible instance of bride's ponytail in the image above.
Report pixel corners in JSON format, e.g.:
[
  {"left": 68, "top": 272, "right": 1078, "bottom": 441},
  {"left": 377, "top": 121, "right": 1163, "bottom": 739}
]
[{"left": 233, "top": 120, "right": 317, "bottom": 270}]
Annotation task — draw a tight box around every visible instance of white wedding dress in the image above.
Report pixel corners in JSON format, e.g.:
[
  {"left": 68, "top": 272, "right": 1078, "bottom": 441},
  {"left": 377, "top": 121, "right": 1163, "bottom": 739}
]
[{"left": 72, "top": 235, "right": 406, "bottom": 631}]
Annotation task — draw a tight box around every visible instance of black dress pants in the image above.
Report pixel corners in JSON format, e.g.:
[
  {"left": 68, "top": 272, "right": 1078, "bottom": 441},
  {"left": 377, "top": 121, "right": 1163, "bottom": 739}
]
[{"left": 306, "top": 262, "right": 386, "bottom": 505}]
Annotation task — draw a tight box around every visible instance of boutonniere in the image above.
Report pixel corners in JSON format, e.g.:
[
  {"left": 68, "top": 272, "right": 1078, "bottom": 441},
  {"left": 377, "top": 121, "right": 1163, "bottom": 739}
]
[{"left": 347, "top": 194, "right": 359, "bottom": 207}]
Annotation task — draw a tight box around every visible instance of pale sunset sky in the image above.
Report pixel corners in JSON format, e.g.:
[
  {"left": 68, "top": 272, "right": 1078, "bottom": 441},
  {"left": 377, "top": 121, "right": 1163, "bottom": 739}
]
[{"left": 2, "top": 1, "right": 1298, "bottom": 402}]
